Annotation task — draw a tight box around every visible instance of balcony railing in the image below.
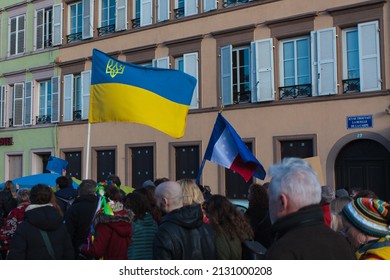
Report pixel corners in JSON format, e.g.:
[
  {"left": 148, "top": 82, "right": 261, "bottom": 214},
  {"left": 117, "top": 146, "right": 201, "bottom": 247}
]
[
  {"left": 98, "top": 24, "right": 115, "bottom": 36},
  {"left": 279, "top": 84, "right": 312, "bottom": 99},
  {"left": 223, "top": 0, "right": 254, "bottom": 8},
  {"left": 233, "top": 91, "right": 251, "bottom": 104},
  {"left": 36, "top": 115, "right": 51, "bottom": 125},
  {"left": 174, "top": 7, "right": 185, "bottom": 18},
  {"left": 131, "top": 18, "right": 140, "bottom": 28},
  {"left": 73, "top": 110, "right": 82, "bottom": 121},
  {"left": 342, "top": 78, "right": 360, "bottom": 93},
  {"left": 67, "top": 32, "right": 82, "bottom": 43}
]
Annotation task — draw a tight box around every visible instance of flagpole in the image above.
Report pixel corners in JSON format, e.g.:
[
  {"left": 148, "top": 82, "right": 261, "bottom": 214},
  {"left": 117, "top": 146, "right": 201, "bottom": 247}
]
[{"left": 85, "top": 122, "right": 91, "bottom": 179}]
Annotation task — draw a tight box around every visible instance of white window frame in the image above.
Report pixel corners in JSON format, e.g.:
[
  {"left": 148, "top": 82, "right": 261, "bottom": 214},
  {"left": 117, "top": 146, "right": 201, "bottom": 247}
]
[
  {"left": 0, "top": 86, "right": 6, "bottom": 128},
  {"left": 9, "top": 14, "right": 25, "bottom": 56},
  {"left": 52, "top": 3, "right": 63, "bottom": 46},
  {"left": 175, "top": 52, "right": 199, "bottom": 109},
  {"left": 38, "top": 80, "right": 52, "bottom": 118},
  {"left": 35, "top": 7, "right": 53, "bottom": 50},
  {"left": 68, "top": 1, "right": 83, "bottom": 36},
  {"left": 158, "top": 0, "right": 170, "bottom": 22},
  {"left": 204, "top": 0, "right": 217, "bottom": 12},
  {"left": 51, "top": 76, "right": 60, "bottom": 123},
  {"left": 115, "top": 0, "right": 127, "bottom": 31}
]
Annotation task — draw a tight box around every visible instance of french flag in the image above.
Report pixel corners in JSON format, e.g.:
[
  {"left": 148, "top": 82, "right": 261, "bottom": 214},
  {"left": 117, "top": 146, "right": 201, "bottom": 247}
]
[{"left": 197, "top": 113, "right": 266, "bottom": 183}]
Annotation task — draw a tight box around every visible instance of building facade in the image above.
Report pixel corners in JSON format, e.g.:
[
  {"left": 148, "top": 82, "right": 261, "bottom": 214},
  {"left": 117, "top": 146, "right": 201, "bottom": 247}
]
[{"left": 0, "top": 0, "right": 389, "bottom": 201}]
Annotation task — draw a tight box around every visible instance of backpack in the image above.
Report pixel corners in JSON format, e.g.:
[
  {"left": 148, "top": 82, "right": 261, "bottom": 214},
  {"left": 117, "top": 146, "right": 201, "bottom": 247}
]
[{"left": 56, "top": 196, "right": 76, "bottom": 212}]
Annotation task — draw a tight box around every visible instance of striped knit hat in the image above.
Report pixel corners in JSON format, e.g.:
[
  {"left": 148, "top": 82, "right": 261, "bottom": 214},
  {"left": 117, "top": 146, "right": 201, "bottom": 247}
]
[{"left": 342, "top": 198, "right": 390, "bottom": 238}]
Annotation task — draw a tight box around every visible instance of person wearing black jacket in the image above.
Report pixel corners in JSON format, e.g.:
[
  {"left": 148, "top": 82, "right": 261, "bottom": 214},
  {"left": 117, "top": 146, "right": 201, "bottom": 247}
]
[
  {"left": 0, "top": 180, "right": 17, "bottom": 224},
  {"left": 153, "top": 181, "right": 215, "bottom": 260},
  {"left": 7, "top": 184, "right": 74, "bottom": 259}
]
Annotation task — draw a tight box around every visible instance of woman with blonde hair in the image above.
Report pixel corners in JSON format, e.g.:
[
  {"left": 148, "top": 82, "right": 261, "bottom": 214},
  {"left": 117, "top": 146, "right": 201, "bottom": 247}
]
[{"left": 177, "top": 178, "right": 204, "bottom": 206}]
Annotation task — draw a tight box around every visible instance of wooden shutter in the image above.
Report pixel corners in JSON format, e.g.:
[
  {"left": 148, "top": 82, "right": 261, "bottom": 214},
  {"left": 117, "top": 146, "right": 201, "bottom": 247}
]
[
  {"left": 220, "top": 45, "right": 232, "bottom": 105},
  {"left": 13, "top": 83, "right": 24, "bottom": 126},
  {"left": 204, "top": 0, "right": 216, "bottom": 12},
  {"left": 81, "top": 70, "right": 91, "bottom": 120},
  {"left": 158, "top": 0, "right": 169, "bottom": 22},
  {"left": 185, "top": 0, "right": 198, "bottom": 16},
  {"left": 63, "top": 74, "right": 74, "bottom": 122},
  {"left": 52, "top": 3, "right": 63, "bottom": 46},
  {"left": 17, "top": 15, "right": 25, "bottom": 54},
  {"left": 317, "top": 27, "right": 337, "bottom": 95},
  {"left": 51, "top": 76, "right": 60, "bottom": 123},
  {"left": 82, "top": 0, "right": 94, "bottom": 39},
  {"left": 35, "top": 9, "right": 44, "bottom": 50},
  {"left": 141, "top": 0, "right": 153, "bottom": 26},
  {"left": 310, "top": 31, "right": 319, "bottom": 96},
  {"left": 0, "top": 86, "right": 5, "bottom": 128},
  {"left": 251, "top": 38, "right": 275, "bottom": 102},
  {"left": 24, "top": 81, "right": 32, "bottom": 125},
  {"left": 116, "top": 0, "right": 127, "bottom": 31},
  {"left": 184, "top": 52, "right": 199, "bottom": 109},
  {"left": 358, "top": 21, "right": 381, "bottom": 92},
  {"left": 152, "top": 56, "right": 170, "bottom": 69}
]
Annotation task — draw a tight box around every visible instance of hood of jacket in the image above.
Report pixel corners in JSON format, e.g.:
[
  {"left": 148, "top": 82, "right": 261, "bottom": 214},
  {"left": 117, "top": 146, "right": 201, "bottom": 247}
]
[
  {"left": 161, "top": 204, "right": 204, "bottom": 229},
  {"left": 134, "top": 212, "right": 157, "bottom": 227},
  {"left": 94, "top": 205, "right": 134, "bottom": 237},
  {"left": 55, "top": 186, "right": 77, "bottom": 199},
  {"left": 24, "top": 204, "right": 63, "bottom": 231}
]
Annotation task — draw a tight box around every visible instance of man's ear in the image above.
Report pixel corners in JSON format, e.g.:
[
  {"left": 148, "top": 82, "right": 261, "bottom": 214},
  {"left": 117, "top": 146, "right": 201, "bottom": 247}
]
[{"left": 279, "top": 193, "right": 289, "bottom": 214}]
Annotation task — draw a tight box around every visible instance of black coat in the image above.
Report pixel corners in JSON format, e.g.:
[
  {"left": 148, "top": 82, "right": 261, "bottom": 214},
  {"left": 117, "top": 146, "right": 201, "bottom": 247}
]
[
  {"left": 7, "top": 205, "right": 74, "bottom": 260},
  {"left": 265, "top": 204, "right": 355, "bottom": 260},
  {"left": 245, "top": 205, "right": 273, "bottom": 249},
  {"left": 0, "top": 190, "right": 17, "bottom": 221},
  {"left": 153, "top": 204, "right": 216, "bottom": 260},
  {"left": 64, "top": 194, "right": 98, "bottom": 258}
]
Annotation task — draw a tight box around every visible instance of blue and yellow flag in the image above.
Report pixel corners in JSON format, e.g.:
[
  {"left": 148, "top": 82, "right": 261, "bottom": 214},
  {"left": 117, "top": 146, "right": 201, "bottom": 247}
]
[{"left": 89, "top": 49, "right": 197, "bottom": 138}]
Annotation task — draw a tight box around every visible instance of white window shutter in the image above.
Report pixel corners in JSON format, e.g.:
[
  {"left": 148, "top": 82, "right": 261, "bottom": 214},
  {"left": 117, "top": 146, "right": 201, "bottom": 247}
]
[
  {"left": 152, "top": 57, "right": 170, "bottom": 69},
  {"left": 317, "top": 27, "right": 337, "bottom": 95},
  {"left": 141, "top": 0, "right": 153, "bottom": 26},
  {"left": 252, "top": 38, "right": 275, "bottom": 102},
  {"left": 63, "top": 74, "right": 74, "bottom": 122},
  {"left": 81, "top": 70, "right": 91, "bottom": 120},
  {"left": 116, "top": 0, "right": 127, "bottom": 31},
  {"left": 52, "top": 3, "right": 63, "bottom": 46},
  {"left": 24, "top": 81, "right": 32, "bottom": 125},
  {"left": 204, "top": 0, "right": 217, "bottom": 12},
  {"left": 310, "top": 31, "right": 319, "bottom": 96},
  {"left": 51, "top": 76, "right": 60, "bottom": 123},
  {"left": 0, "top": 86, "right": 6, "bottom": 128},
  {"left": 158, "top": 0, "right": 170, "bottom": 22},
  {"left": 183, "top": 52, "right": 199, "bottom": 109},
  {"left": 82, "top": 0, "right": 94, "bottom": 39},
  {"left": 13, "top": 83, "right": 24, "bottom": 126},
  {"left": 220, "top": 45, "right": 233, "bottom": 105},
  {"left": 358, "top": 21, "right": 381, "bottom": 92},
  {"left": 35, "top": 9, "right": 44, "bottom": 50},
  {"left": 185, "top": 0, "right": 198, "bottom": 16}
]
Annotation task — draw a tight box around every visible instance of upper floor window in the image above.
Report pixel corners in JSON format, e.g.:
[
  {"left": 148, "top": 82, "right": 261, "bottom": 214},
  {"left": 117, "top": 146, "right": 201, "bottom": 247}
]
[
  {"left": 35, "top": 7, "right": 52, "bottom": 50},
  {"left": 132, "top": 0, "right": 153, "bottom": 28},
  {"left": 203, "top": 0, "right": 217, "bottom": 12},
  {"left": 68, "top": 0, "right": 93, "bottom": 43},
  {"left": 12, "top": 82, "right": 32, "bottom": 127},
  {"left": 9, "top": 15, "right": 25, "bottom": 56},
  {"left": 63, "top": 71, "right": 91, "bottom": 122},
  {"left": 342, "top": 21, "right": 381, "bottom": 93},
  {"left": 220, "top": 39, "right": 275, "bottom": 106},
  {"left": 174, "top": 0, "right": 198, "bottom": 19},
  {"left": 38, "top": 80, "right": 52, "bottom": 123},
  {"left": 99, "top": 0, "right": 127, "bottom": 35},
  {"left": 174, "top": 53, "right": 199, "bottom": 109},
  {"left": 0, "top": 86, "right": 6, "bottom": 128},
  {"left": 223, "top": 0, "right": 253, "bottom": 8},
  {"left": 100, "top": 0, "right": 116, "bottom": 31}
]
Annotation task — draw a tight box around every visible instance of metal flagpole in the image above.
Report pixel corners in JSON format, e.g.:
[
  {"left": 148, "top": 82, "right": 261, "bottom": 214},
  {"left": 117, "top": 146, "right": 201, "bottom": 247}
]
[{"left": 85, "top": 122, "right": 91, "bottom": 179}]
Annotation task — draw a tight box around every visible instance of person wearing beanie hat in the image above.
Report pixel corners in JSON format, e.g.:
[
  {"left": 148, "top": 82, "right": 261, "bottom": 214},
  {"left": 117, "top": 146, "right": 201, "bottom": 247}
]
[{"left": 342, "top": 197, "right": 390, "bottom": 260}]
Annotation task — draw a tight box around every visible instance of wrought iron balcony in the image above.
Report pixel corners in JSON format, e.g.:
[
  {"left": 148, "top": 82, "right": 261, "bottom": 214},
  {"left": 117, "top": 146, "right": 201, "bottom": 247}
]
[
  {"left": 98, "top": 24, "right": 115, "bottom": 36},
  {"left": 174, "top": 7, "right": 184, "bottom": 18},
  {"left": 131, "top": 18, "right": 140, "bottom": 28},
  {"left": 8, "top": 118, "right": 13, "bottom": 128},
  {"left": 279, "top": 84, "right": 312, "bottom": 99},
  {"left": 223, "top": 0, "right": 252, "bottom": 8},
  {"left": 66, "top": 32, "right": 82, "bottom": 43},
  {"left": 342, "top": 78, "right": 360, "bottom": 93},
  {"left": 44, "top": 39, "right": 52, "bottom": 48},
  {"left": 36, "top": 115, "right": 51, "bottom": 125},
  {"left": 73, "top": 110, "right": 82, "bottom": 121},
  {"left": 233, "top": 91, "right": 251, "bottom": 104}
]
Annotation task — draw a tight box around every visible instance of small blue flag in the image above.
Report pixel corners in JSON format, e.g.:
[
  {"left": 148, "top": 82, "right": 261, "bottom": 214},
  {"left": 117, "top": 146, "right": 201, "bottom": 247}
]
[{"left": 46, "top": 156, "right": 68, "bottom": 174}]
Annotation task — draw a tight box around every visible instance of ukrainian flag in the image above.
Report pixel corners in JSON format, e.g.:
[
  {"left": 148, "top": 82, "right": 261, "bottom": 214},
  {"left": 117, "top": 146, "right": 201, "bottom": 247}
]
[{"left": 89, "top": 49, "right": 197, "bottom": 138}]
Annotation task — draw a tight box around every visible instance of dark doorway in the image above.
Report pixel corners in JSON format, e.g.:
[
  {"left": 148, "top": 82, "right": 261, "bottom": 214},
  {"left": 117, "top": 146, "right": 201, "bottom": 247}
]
[
  {"left": 335, "top": 139, "right": 390, "bottom": 201},
  {"left": 96, "top": 150, "right": 116, "bottom": 183},
  {"left": 131, "top": 146, "right": 154, "bottom": 188},
  {"left": 64, "top": 151, "right": 82, "bottom": 179},
  {"left": 175, "top": 145, "right": 199, "bottom": 181}
]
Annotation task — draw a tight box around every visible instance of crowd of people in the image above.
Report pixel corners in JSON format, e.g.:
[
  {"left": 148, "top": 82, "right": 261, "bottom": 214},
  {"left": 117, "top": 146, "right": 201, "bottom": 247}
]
[{"left": 0, "top": 157, "right": 389, "bottom": 260}]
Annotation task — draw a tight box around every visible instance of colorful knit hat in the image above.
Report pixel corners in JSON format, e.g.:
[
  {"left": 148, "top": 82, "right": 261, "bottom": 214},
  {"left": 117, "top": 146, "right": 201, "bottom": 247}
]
[{"left": 342, "top": 197, "right": 390, "bottom": 237}]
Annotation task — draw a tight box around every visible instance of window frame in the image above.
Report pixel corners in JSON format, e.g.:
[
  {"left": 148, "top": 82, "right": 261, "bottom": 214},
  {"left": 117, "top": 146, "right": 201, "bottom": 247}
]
[{"left": 9, "top": 14, "right": 25, "bottom": 56}]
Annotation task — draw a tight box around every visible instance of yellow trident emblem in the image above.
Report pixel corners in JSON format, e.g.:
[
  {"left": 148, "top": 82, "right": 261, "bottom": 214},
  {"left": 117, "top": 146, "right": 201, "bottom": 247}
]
[{"left": 105, "top": 59, "right": 125, "bottom": 78}]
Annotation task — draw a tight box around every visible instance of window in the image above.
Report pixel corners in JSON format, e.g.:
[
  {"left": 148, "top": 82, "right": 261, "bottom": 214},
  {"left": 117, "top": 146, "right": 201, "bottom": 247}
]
[
  {"left": 204, "top": 0, "right": 217, "bottom": 12},
  {"left": 52, "top": 4, "right": 63, "bottom": 46},
  {"left": 0, "top": 86, "right": 6, "bottom": 128},
  {"left": 132, "top": 0, "right": 152, "bottom": 28},
  {"left": 99, "top": 0, "right": 116, "bottom": 35},
  {"left": 68, "top": 0, "right": 93, "bottom": 43},
  {"left": 273, "top": 134, "right": 317, "bottom": 162},
  {"left": 9, "top": 15, "right": 25, "bottom": 56},
  {"left": 220, "top": 39, "right": 274, "bottom": 105},
  {"left": 12, "top": 82, "right": 32, "bottom": 127},
  {"left": 36, "top": 7, "right": 52, "bottom": 50},
  {"left": 158, "top": 0, "right": 169, "bottom": 22},
  {"left": 223, "top": 0, "right": 254, "bottom": 8},
  {"left": 37, "top": 80, "right": 52, "bottom": 124},
  {"left": 342, "top": 21, "right": 381, "bottom": 93},
  {"left": 63, "top": 71, "right": 91, "bottom": 122},
  {"left": 174, "top": 0, "right": 197, "bottom": 18},
  {"left": 174, "top": 52, "right": 199, "bottom": 109}
]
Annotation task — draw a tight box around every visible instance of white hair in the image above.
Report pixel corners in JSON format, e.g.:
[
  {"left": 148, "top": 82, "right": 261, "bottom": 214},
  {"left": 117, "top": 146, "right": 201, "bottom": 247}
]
[{"left": 269, "top": 157, "right": 321, "bottom": 208}]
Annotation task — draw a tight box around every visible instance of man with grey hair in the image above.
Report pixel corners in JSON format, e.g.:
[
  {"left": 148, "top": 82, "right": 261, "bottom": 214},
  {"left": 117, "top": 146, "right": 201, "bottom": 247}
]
[
  {"left": 64, "top": 179, "right": 98, "bottom": 259},
  {"left": 265, "top": 158, "right": 354, "bottom": 259},
  {"left": 153, "top": 180, "right": 216, "bottom": 259}
]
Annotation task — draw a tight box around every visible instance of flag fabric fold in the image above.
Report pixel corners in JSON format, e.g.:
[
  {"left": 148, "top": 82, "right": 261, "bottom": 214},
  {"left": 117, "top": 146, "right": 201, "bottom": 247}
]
[
  {"left": 197, "top": 113, "right": 266, "bottom": 183},
  {"left": 89, "top": 49, "right": 197, "bottom": 138},
  {"left": 46, "top": 156, "right": 68, "bottom": 175}
]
